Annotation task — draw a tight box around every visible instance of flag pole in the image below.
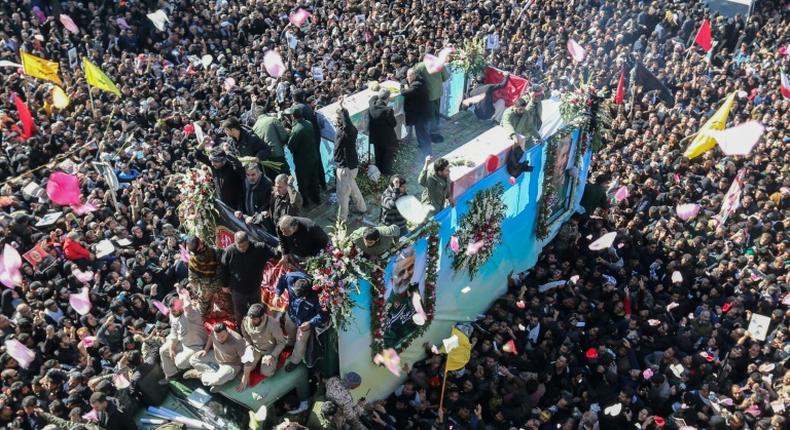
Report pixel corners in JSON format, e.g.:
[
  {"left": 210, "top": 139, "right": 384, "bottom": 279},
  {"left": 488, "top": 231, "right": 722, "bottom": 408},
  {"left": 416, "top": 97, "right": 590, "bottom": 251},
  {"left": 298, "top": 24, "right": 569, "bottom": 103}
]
[
  {"left": 438, "top": 362, "right": 450, "bottom": 412},
  {"left": 87, "top": 86, "right": 96, "bottom": 117}
]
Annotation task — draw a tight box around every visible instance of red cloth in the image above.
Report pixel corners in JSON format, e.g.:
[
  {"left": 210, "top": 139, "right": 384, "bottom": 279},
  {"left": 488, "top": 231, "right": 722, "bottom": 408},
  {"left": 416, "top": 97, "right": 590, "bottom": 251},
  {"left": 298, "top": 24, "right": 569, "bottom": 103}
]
[
  {"left": 63, "top": 238, "right": 91, "bottom": 261},
  {"left": 614, "top": 68, "right": 625, "bottom": 105},
  {"left": 693, "top": 19, "right": 712, "bottom": 52},
  {"left": 483, "top": 67, "right": 529, "bottom": 107},
  {"left": 623, "top": 294, "right": 631, "bottom": 316},
  {"left": 12, "top": 93, "right": 34, "bottom": 140}
]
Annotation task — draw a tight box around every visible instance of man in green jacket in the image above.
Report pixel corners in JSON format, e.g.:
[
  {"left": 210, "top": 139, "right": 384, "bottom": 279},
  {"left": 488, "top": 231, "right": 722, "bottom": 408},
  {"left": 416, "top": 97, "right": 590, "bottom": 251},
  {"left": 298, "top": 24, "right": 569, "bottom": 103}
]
[
  {"left": 285, "top": 105, "right": 321, "bottom": 207},
  {"left": 349, "top": 225, "right": 401, "bottom": 258},
  {"left": 416, "top": 60, "right": 450, "bottom": 142},
  {"left": 419, "top": 155, "right": 454, "bottom": 216},
  {"left": 252, "top": 103, "right": 290, "bottom": 177},
  {"left": 501, "top": 90, "right": 543, "bottom": 149}
]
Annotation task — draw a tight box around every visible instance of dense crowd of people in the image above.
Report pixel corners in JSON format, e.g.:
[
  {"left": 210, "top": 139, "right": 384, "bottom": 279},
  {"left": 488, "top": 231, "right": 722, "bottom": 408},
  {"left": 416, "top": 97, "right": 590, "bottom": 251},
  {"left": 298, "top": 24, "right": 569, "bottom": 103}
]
[{"left": 0, "top": 0, "right": 788, "bottom": 429}]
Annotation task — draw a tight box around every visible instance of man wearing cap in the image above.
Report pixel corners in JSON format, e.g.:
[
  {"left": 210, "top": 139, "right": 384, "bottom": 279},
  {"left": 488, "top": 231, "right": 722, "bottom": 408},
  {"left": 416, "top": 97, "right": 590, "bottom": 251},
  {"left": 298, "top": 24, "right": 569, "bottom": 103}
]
[
  {"left": 195, "top": 146, "right": 245, "bottom": 210},
  {"left": 368, "top": 89, "right": 399, "bottom": 175},
  {"left": 187, "top": 236, "right": 229, "bottom": 317},
  {"left": 158, "top": 296, "right": 206, "bottom": 385},
  {"left": 275, "top": 272, "right": 328, "bottom": 371},
  {"left": 222, "top": 117, "right": 271, "bottom": 161},
  {"left": 236, "top": 303, "right": 287, "bottom": 391},
  {"left": 349, "top": 225, "right": 400, "bottom": 258},
  {"left": 188, "top": 323, "right": 246, "bottom": 392},
  {"left": 325, "top": 373, "right": 365, "bottom": 430},
  {"left": 222, "top": 231, "right": 277, "bottom": 323},
  {"left": 284, "top": 106, "right": 322, "bottom": 208}
]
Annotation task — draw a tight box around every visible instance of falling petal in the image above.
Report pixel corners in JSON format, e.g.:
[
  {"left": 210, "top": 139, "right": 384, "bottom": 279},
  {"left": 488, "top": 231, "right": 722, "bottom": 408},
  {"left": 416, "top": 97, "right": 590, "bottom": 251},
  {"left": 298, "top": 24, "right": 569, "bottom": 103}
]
[
  {"left": 5, "top": 339, "right": 35, "bottom": 368},
  {"left": 153, "top": 300, "right": 170, "bottom": 316},
  {"left": 449, "top": 236, "right": 460, "bottom": 252},
  {"left": 69, "top": 287, "right": 92, "bottom": 315}
]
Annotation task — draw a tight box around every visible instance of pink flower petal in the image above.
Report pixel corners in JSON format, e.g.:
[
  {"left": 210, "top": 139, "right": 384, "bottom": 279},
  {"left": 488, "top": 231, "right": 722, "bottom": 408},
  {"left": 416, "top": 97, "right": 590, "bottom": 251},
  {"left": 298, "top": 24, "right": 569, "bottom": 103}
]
[
  {"left": 567, "top": 38, "right": 586, "bottom": 62},
  {"left": 153, "top": 300, "right": 170, "bottom": 316},
  {"left": 46, "top": 172, "right": 82, "bottom": 206},
  {"left": 5, "top": 339, "right": 35, "bottom": 368},
  {"left": 69, "top": 288, "right": 92, "bottom": 315},
  {"left": 179, "top": 245, "right": 190, "bottom": 263},
  {"left": 465, "top": 240, "right": 485, "bottom": 256},
  {"left": 614, "top": 186, "right": 629, "bottom": 202},
  {"left": 423, "top": 53, "right": 444, "bottom": 74},
  {"left": 676, "top": 203, "right": 701, "bottom": 221},
  {"left": 449, "top": 236, "right": 460, "bottom": 252},
  {"left": 263, "top": 50, "right": 286, "bottom": 78}
]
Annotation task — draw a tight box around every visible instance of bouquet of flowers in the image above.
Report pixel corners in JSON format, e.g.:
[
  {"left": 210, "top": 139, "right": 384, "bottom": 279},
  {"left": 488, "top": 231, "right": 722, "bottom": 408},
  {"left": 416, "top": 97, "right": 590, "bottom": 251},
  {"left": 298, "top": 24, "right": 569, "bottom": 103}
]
[
  {"left": 303, "top": 222, "right": 369, "bottom": 331},
  {"left": 175, "top": 168, "right": 219, "bottom": 246},
  {"left": 452, "top": 37, "right": 487, "bottom": 77},
  {"left": 452, "top": 184, "right": 507, "bottom": 278}
]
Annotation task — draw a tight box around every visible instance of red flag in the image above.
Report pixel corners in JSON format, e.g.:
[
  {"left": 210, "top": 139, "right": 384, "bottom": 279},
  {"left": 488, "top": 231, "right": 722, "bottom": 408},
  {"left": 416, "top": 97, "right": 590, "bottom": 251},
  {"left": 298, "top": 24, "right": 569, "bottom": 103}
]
[
  {"left": 502, "top": 339, "right": 518, "bottom": 355},
  {"left": 693, "top": 19, "right": 712, "bottom": 52},
  {"left": 12, "top": 93, "right": 34, "bottom": 140},
  {"left": 483, "top": 67, "right": 529, "bottom": 107},
  {"left": 781, "top": 70, "right": 790, "bottom": 99},
  {"left": 614, "top": 68, "right": 625, "bottom": 105}
]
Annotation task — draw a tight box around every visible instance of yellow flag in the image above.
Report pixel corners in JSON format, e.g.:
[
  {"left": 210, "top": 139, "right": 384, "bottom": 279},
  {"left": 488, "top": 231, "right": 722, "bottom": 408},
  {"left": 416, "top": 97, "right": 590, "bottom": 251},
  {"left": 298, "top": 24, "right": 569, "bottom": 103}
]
[
  {"left": 20, "top": 51, "right": 62, "bottom": 85},
  {"left": 82, "top": 58, "right": 121, "bottom": 97},
  {"left": 684, "top": 92, "right": 736, "bottom": 159},
  {"left": 445, "top": 327, "right": 471, "bottom": 371}
]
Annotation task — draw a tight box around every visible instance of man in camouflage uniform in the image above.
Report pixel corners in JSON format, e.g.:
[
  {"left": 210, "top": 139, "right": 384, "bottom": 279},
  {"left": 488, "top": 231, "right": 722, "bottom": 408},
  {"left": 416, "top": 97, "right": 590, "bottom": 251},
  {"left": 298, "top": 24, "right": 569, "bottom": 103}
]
[
  {"left": 324, "top": 372, "right": 366, "bottom": 430},
  {"left": 187, "top": 236, "right": 231, "bottom": 318}
]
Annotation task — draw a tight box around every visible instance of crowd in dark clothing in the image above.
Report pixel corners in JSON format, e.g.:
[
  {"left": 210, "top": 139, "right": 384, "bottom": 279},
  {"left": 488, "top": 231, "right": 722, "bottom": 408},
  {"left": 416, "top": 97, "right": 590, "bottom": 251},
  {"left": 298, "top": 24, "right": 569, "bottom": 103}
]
[{"left": 0, "top": 0, "right": 788, "bottom": 429}]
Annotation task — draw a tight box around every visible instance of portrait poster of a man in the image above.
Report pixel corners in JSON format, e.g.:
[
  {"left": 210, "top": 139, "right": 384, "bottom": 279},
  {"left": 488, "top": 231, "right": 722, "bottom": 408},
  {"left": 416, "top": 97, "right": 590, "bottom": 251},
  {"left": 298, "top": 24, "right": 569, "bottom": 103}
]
[{"left": 382, "top": 238, "right": 429, "bottom": 348}]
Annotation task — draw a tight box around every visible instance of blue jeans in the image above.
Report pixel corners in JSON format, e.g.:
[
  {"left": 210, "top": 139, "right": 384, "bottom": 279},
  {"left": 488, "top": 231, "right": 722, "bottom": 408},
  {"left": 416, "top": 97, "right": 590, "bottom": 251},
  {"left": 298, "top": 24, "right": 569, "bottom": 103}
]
[{"left": 413, "top": 122, "right": 432, "bottom": 157}]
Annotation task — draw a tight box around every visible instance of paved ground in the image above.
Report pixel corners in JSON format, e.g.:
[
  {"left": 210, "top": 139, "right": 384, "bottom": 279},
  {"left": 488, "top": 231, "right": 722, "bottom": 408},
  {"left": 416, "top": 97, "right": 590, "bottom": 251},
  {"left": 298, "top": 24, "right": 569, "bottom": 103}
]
[{"left": 303, "top": 110, "right": 495, "bottom": 231}]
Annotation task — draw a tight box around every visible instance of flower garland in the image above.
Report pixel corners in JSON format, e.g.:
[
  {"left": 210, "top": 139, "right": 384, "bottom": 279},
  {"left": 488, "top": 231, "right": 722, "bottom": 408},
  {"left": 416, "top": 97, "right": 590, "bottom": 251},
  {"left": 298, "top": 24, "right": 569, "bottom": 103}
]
[
  {"left": 451, "top": 183, "right": 507, "bottom": 279},
  {"left": 535, "top": 82, "right": 613, "bottom": 239},
  {"left": 535, "top": 137, "right": 558, "bottom": 240},
  {"left": 175, "top": 168, "right": 219, "bottom": 246},
  {"left": 370, "top": 222, "right": 440, "bottom": 356},
  {"left": 303, "top": 222, "right": 369, "bottom": 331}
]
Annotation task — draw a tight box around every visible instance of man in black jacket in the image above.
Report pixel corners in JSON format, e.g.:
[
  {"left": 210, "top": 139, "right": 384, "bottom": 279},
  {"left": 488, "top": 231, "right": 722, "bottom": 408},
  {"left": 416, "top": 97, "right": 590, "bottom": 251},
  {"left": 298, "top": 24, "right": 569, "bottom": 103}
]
[
  {"left": 277, "top": 215, "right": 329, "bottom": 260},
  {"left": 461, "top": 72, "right": 510, "bottom": 122},
  {"left": 368, "top": 89, "right": 398, "bottom": 175},
  {"left": 221, "top": 231, "right": 276, "bottom": 323},
  {"left": 222, "top": 117, "right": 271, "bottom": 160},
  {"left": 241, "top": 163, "right": 273, "bottom": 218},
  {"left": 195, "top": 148, "right": 245, "bottom": 210},
  {"left": 401, "top": 67, "right": 433, "bottom": 157}
]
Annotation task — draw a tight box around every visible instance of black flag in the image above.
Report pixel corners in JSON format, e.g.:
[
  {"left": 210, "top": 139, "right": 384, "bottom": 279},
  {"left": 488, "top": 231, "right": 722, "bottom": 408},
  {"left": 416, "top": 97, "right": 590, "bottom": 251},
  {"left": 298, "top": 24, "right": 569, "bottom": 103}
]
[{"left": 630, "top": 61, "right": 675, "bottom": 107}]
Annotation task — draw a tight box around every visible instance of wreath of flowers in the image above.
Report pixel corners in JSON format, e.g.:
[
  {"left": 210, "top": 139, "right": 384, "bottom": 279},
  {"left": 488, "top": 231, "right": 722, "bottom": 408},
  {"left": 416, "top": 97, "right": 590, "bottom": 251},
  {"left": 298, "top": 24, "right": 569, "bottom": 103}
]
[
  {"left": 370, "top": 221, "right": 440, "bottom": 357},
  {"left": 535, "top": 82, "right": 613, "bottom": 239},
  {"left": 451, "top": 183, "right": 507, "bottom": 279},
  {"left": 175, "top": 168, "right": 219, "bottom": 246},
  {"left": 303, "top": 223, "right": 369, "bottom": 331}
]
